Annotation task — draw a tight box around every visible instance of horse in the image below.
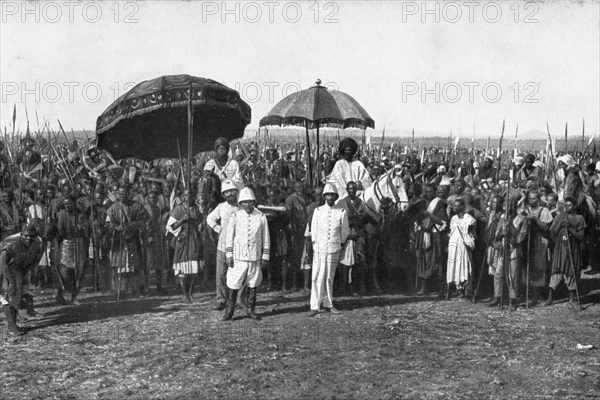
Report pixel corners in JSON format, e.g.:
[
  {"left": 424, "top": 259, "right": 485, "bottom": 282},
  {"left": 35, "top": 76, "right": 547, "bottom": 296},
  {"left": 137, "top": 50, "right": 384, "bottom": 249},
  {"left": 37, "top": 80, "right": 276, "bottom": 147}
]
[
  {"left": 563, "top": 167, "right": 599, "bottom": 271},
  {"left": 357, "top": 171, "right": 412, "bottom": 291},
  {"left": 195, "top": 170, "right": 223, "bottom": 287}
]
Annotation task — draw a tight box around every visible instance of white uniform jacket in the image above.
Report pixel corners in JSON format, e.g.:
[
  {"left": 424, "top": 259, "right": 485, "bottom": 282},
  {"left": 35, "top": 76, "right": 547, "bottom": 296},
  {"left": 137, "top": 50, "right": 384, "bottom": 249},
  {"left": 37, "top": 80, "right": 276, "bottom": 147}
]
[
  {"left": 207, "top": 201, "right": 241, "bottom": 252},
  {"left": 225, "top": 208, "right": 270, "bottom": 262},
  {"left": 310, "top": 204, "right": 350, "bottom": 254}
]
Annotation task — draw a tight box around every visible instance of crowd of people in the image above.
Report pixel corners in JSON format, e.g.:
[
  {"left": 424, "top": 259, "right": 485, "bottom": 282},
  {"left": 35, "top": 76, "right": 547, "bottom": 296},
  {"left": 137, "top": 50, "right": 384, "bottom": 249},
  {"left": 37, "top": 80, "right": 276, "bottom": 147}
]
[{"left": 1, "top": 132, "right": 599, "bottom": 336}]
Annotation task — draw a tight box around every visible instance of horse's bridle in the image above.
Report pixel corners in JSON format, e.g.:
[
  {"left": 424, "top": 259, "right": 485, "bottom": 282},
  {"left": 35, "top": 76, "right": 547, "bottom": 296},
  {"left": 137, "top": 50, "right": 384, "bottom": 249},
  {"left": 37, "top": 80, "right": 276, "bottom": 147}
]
[{"left": 373, "top": 172, "right": 401, "bottom": 205}]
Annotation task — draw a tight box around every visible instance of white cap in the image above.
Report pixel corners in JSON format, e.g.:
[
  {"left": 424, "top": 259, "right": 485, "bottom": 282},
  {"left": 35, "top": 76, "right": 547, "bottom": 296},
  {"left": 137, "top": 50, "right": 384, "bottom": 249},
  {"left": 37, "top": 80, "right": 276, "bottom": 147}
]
[
  {"left": 221, "top": 179, "right": 238, "bottom": 195},
  {"left": 322, "top": 183, "right": 338, "bottom": 197},
  {"left": 533, "top": 160, "right": 544, "bottom": 168},
  {"left": 238, "top": 187, "right": 256, "bottom": 203}
]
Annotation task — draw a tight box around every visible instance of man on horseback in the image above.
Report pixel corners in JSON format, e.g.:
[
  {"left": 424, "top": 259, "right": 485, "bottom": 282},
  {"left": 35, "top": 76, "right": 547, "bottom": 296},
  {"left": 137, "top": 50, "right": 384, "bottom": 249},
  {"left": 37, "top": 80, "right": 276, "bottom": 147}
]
[
  {"left": 327, "top": 138, "right": 372, "bottom": 199},
  {"left": 204, "top": 137, "right": 243, "bottom": 188}
]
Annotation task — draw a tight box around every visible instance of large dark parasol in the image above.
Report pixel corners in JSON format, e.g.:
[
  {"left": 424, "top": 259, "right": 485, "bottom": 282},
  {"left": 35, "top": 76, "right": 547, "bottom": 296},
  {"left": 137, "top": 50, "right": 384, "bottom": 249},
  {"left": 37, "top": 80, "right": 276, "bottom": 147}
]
[
  {"left": 96, "top": 74, "right": 251, "bottom": 161},
  {"left": 259, "top": 79, "right": 374, "bottom": 186}
]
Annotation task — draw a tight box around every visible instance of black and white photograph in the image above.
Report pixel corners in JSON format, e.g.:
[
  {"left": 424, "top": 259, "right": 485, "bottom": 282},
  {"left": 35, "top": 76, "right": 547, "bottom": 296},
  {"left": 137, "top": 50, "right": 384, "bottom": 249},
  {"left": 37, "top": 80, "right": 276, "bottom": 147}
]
[{"left": 1, "top": 1, "right": 599, "bottom": 398}]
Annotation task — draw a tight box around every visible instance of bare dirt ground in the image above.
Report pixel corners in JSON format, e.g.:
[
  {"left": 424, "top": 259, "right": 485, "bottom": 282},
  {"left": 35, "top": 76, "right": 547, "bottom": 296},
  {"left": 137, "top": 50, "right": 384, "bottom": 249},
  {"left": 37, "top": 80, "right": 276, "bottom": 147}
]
[{"left": 2, "top": 275, "right": 599, "bottom": 400}]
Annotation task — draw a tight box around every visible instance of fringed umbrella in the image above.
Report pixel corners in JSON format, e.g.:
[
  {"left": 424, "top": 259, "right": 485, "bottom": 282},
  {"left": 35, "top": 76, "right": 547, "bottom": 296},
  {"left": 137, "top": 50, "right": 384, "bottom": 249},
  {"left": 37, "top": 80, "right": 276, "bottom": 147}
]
[
  {"left": 96, "top": 74, "right": 251, "bottom": 161},
  {"left": 259, "top": 79, "right": 374, "bottom": 186}
]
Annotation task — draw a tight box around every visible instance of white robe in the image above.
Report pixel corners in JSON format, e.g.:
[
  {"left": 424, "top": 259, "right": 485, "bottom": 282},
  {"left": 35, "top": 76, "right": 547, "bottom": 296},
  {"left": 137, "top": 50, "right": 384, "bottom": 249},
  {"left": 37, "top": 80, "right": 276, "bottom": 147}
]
[
  {"left": 327, "top": 159, "right": 372, "bottom": 199},
  {"left": 446, "top": 213, "right": 476, "bottom": 286}
]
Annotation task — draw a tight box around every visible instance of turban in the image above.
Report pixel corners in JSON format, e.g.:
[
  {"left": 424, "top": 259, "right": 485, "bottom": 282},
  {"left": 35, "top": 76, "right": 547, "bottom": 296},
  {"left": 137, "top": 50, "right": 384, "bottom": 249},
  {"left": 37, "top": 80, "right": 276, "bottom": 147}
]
[
  {"left": 557, "top": 154, "right": 575, "bottom": 168},
  {"left": 513, "top": 156, "right": 524, "bottom": 165},
  {"left": 485, "top": 155, "right": 494, "bottom": 162},
  {"left": 525, "top": 153, "right": 536, "bottom": 162},
  {"left": 338, "top": 137, "right": 358, "bottom": 156},
  {"left": 214, "top": 137, "right": 230, "bottom": 152}
]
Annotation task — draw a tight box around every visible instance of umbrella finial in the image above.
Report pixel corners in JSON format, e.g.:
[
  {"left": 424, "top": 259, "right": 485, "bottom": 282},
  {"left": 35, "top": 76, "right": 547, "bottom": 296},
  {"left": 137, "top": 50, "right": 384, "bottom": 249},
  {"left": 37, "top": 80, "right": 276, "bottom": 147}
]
[{"left": 315, "top": 79, "right": 322, "bottom": 86}]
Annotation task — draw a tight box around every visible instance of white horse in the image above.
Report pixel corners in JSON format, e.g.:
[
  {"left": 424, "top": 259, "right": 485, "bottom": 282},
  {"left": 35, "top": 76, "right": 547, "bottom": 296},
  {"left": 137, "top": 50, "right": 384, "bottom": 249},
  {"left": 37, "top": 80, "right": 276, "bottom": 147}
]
[{"left": 360, "top": 170, "right": 410, "bottom": 214}]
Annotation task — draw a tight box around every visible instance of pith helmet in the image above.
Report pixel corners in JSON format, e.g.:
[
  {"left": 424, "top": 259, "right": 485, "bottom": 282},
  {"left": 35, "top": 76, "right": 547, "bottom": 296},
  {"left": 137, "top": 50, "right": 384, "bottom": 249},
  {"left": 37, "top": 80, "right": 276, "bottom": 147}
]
[
  {"left": 238, "top": 187, "right": 256, "bottom": 203},
  {"left": 322, "top": 183, "right": 338, "bottom": 198},
  {"left": 221, "top": 179, "right": 238, "bottom": 195}
]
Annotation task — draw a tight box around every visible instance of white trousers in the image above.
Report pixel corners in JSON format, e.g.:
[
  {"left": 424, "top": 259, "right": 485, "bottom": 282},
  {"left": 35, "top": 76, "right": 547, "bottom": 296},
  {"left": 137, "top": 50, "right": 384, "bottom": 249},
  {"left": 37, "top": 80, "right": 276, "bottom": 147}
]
[
  {"left": 227, "top": 260, "right": 262, "bottom": 290},
  {"left": 310, "top": 251, "right": 339, "bottom": 311}
]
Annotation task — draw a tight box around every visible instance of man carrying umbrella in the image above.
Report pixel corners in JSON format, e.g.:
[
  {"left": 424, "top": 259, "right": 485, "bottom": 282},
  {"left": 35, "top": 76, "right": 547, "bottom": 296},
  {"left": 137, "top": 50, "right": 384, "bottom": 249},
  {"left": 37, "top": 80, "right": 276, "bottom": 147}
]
[
  {"left": 204, "top": 137, "right": 243, "bottom": 188},
  {"left": 327, "top": 138, "right": 372, "bottom": 199}
]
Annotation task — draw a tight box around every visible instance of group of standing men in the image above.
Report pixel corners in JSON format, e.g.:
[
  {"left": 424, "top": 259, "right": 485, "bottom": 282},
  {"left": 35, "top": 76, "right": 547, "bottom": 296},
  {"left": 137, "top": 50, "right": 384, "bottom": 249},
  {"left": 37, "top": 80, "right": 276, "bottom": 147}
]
[{"left": 2, "top": 132, "right": 599, "bottom": 335}]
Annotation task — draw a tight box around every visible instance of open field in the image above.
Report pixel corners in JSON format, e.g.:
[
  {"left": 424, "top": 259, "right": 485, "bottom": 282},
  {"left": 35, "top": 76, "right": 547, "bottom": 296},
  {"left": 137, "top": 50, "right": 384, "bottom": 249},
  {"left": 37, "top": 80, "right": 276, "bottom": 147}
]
[{"left": 2, "top": 275, "right": 599, "bottom": 400}]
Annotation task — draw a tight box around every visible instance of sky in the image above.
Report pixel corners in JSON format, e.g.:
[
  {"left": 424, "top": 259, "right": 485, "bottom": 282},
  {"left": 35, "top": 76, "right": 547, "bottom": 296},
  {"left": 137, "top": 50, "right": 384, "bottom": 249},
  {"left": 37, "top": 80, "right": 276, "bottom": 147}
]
[{"left": 1, "top": 0, "right": 598, "bottom": 139}]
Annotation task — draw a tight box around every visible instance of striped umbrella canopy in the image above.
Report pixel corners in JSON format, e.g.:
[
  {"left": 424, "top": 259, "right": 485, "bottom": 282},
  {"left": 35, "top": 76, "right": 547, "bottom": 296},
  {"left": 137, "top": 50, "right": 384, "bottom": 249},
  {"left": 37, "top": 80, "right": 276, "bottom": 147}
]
[
  {"left": 259, "top": 79, "right": 374, "bottom": 130},
  {"left": 96, "top": 74, "right": 251, "bottom": 161}
]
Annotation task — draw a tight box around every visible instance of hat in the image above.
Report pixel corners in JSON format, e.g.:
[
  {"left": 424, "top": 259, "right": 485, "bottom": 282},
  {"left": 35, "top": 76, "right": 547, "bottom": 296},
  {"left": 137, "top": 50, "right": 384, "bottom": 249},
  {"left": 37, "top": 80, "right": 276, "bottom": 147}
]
[
  {"left": 238, "top": 187, "right": 256, "bottom": 203},
  {"left": 533, "top": 161, "right": 544, "bottom": 168},
  {"left": 557, "top": 154, "right": 575, "bottom": 168},
  {"left": 214, "top": 137, "right": 230, "bottom": 152},
  {"left": 21, "top": 135, "right": 35, "bottom": 146},
  {"left": 221, "top": 179, "right": 238, "bottom": 195},
  {"left": 322, "top": 183, "right": 339, "bottom": 198}
]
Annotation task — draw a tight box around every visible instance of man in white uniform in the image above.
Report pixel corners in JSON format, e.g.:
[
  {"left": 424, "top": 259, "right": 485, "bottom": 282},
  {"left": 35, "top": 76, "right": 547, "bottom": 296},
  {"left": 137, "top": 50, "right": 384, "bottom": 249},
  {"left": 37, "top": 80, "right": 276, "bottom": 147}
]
[
  {"left": 308, "top": 183, "right": 349, "bottom": 317},
  {"left": 206, "top": 179, "right": 240, "bottom": 310},
  {"left": 223, "top": 187, "right": 270, "bottom": 321}
]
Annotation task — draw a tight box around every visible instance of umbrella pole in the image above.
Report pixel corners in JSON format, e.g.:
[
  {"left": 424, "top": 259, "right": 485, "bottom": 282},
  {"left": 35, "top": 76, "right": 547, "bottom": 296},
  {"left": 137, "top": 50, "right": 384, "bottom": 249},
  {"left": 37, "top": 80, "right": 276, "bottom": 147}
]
[
  {"left": 305, "top": 121, "right": 313, "bottom": 187},
  {"left": 187, "top": 83, "right": 193, "bottom": 206},
  {"left": 186, "top": 83, "right": 193, "bottom": 282},
  {"left": 316, "top": 124, "right": 320, "bottom": 185}
]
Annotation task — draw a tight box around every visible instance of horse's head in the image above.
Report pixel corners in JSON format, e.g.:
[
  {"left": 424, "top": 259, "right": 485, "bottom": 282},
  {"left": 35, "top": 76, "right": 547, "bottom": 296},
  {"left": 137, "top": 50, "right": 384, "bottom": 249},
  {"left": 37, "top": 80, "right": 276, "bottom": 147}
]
[
  {"left": 361, "top": 171, "right": 409, "bottom": 213},
  {"left": 196, "top": 170, "right": 223, "bottom": 213},
  {"left": 564, "top": 168, "right": 584, "bottom": 203}
]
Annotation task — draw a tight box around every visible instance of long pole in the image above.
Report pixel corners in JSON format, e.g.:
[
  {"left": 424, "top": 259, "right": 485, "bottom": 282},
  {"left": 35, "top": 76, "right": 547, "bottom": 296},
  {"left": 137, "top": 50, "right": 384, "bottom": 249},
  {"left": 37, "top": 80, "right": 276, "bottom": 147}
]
[
  {"left": 525, "top": 224, "right": 531, "bottom": 309},
  {"left": 563, "top": 229, "right": 583, "bottom": 310},
  {"left": 499, "top": 144, "right": 510, "bottom": 310},
  {"left": 304, "top": 121, "right": 313, "bottom": 187},
  {"left": 316, "top": 124, "right": 320, "bottom": 185},
  {"left": 187, "top": 82, "right": 193, "bottom": 205},
  {"left": 472, "top": 218, "right": 498, "bottom": 303}
]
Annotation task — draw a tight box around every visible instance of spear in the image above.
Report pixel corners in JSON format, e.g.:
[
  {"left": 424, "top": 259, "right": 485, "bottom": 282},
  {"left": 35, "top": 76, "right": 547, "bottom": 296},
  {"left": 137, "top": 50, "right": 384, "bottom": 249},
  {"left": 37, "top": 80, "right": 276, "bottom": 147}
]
[
  {"left": 11, "top": 105, "right": 16, "bottom": 140},
  {"left": 495, "top": 119, "right": 505, "bottom": 183},
  {"left": 581, "top": 130, "right": 596, "bottom": 159},
  {"left": 546, "top": 122, "right": 559, "bottom": 192},
  {"left": 564, "top": 122, "right": 568, "bottom": 153},
  {"left": 581, "top": 118, "right": 585, "bottom": 151},
  {"left": 57, "top": 119, "right": 70, "bottom": 145},
  {"left": 379, "top": 125, "right": 386, "bottom": 162}
]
